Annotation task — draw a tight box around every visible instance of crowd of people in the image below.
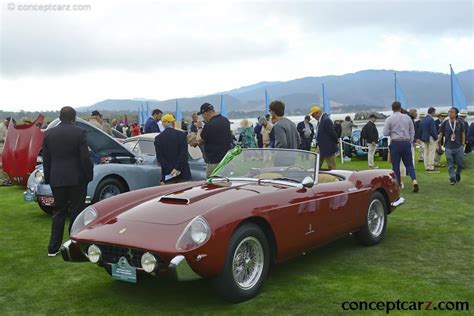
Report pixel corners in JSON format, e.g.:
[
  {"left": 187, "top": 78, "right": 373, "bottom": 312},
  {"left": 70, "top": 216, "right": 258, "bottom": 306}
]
[
  {"left": 0, "top": 100, "right": 473, "bottom": 256},
  {"left": 382, "top": 102, "right": 472, "bottom": 191}
]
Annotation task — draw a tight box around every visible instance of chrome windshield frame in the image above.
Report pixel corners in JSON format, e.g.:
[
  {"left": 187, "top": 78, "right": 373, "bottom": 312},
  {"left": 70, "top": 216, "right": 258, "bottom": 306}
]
[{"left": 212, "top": 148, "right": 320, "bottom": 186}]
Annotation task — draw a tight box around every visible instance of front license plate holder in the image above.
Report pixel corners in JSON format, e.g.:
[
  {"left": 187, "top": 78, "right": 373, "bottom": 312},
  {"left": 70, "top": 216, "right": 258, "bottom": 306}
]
[{"left": 112, "top": 257, "right": 137, "bottom": 283}]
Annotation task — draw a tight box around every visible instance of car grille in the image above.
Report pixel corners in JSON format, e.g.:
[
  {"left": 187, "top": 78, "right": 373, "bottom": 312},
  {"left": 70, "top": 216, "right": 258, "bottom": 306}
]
[{"left": 82, "top": 243, "right": 163, "bottom": 269}]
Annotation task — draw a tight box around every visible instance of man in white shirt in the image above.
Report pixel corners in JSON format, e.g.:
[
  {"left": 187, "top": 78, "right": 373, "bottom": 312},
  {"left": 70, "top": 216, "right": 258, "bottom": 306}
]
[{"left": 383, "top": 102, "right": 418, "bottom": 192}]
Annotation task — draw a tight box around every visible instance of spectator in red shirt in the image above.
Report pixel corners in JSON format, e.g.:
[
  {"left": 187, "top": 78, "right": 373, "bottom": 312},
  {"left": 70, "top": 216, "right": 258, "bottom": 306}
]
[{"left": 132, "top": 122, "right": 140, "bottom": 136}]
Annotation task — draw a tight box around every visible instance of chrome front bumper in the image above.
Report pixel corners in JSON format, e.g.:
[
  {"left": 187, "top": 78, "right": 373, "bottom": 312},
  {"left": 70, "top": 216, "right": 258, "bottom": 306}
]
[
  {"left": 23, "top": 186, "right": 37, "bottom": 202},
  {"left": 168, "top": 255, "right": 202, "bottom": 281},
  {"left": 23, "top": 183, "right": 52, "bottom": 202},
  {"left": 60, "top": 240, "right": 201, "bottom": 281},
  {"left": 23, "top": 184, "right": 91, "bottom": 204},
  {"left": 60, "top": 240, "right": 73, "bottom": 261}
]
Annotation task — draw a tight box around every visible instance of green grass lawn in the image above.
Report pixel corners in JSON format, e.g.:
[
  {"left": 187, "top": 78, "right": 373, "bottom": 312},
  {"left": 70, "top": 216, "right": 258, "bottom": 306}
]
[{"left": 1, "top": 154, "right": 473, "bottom": 315}]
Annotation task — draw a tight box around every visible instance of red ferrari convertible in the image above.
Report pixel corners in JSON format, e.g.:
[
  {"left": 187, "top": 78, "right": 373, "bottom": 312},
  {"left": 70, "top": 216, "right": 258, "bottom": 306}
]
[{"left": 61, "top": 148, "right": 400, "bottom": 302}]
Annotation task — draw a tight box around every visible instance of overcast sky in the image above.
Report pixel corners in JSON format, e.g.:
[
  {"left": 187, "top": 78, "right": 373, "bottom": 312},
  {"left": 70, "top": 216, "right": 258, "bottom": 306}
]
[{"left": 1, "top": 0, "right": 473, "bottom": 111}]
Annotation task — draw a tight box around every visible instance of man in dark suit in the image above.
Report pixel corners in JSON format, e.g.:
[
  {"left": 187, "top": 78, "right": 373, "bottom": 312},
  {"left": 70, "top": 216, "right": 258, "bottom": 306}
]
[
  {"left": 309, "top": 106, "right": 338, "bottom": 170},
  {"left": 154, "top": 114, "right": 191, "bottom": 184},
  {"left": 420, "top": 107, "right": 438, "bottom": 172},
  {"left": 297, "top": 116, "right": 315, "bottom": 152},
  {"left": 43, "top": 106, "right": 93, "bottom": 256}
]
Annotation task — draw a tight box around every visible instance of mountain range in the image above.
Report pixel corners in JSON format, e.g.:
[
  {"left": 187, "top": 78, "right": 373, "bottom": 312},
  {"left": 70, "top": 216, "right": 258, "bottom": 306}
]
[{"left": 78, "top": 69, "right": 473, "bottom": 114}]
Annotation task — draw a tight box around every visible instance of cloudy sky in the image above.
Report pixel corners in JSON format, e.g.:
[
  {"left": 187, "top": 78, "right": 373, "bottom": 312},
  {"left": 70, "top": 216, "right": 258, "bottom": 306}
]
[{"left": 1, "top": 0, "right": 473, "bottom": 111}]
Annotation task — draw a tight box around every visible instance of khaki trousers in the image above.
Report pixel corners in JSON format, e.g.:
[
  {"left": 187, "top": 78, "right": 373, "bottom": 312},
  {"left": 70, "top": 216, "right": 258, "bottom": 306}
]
[
  {"left": 319, "top": 155, "right": 336, "bottom": 170},
  {"left": 423, "top": 137, "right": 437, "bottom": 170},
  {"left": 367, "top": 143, "right": 376, "bottom": 167}
]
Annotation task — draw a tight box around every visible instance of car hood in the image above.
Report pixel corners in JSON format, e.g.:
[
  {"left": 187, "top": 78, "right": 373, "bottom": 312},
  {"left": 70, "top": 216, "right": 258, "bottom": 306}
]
[
  {"left": 47, "top": 118, "right": 135, "bottom": 158},
  {"left": 115, "top": 181, "right": 281, "bottom": 225},
  {"left": 2, "top": 115, "right": 45, "bottom": 186}
]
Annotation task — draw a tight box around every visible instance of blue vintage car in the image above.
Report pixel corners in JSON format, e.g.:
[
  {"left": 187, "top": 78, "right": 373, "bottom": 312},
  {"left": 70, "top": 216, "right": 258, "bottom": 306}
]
[
  {"left": 349, "top": 130, "right": 389, "bottom": 161},
  {"left": 24, "top": 118, "right": 207, "bottom": 214}
]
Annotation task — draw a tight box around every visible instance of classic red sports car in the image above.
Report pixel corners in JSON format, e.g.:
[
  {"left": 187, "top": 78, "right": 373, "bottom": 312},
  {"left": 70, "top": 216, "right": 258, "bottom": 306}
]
[{"left": 61, "top": 148, "right": 400, "bottom": 302}]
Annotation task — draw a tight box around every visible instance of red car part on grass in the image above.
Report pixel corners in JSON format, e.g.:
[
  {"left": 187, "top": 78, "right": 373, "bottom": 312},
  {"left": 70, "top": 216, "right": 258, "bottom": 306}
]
[{"left": 2, "top": 115, "right": 45, "bottom": 186}]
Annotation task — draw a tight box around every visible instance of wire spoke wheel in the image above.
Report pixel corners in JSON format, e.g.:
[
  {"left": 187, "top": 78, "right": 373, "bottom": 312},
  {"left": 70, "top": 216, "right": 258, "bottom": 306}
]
[
  {"left": 367, "top": 199, "right": 384, "bottom": 237},
  {"left": 99, "top": 184, "right": 120, "bottom": 200},
  {"left": 232, "top": 236, "right": 264, "bottom": 290}
]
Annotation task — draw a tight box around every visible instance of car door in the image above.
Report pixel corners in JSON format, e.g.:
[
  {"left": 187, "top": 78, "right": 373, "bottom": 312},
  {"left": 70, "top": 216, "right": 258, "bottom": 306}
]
[
  {"left": 265, "top": 184, "right": 324, "bottom": 260},
  {"left": 307, "top": 179, "right": 369, "bottom": 247}
]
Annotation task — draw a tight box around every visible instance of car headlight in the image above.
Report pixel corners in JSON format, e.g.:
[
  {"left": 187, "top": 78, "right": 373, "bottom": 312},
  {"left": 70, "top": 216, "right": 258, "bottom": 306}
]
[
  {"left": 87, "top": 244, "right": 101, "bottom": 263},
  {"left": 71, "top": 206, "right": 97, "bottom": 235},
  {"left": 34, "top": 170, "right": 44, "bottom": 183},
  {"left": 176, "top": 216, "right": 210, "bottom": 251},
  {"left": 141, "top": 252, "right": 157, "bottom": 273}
]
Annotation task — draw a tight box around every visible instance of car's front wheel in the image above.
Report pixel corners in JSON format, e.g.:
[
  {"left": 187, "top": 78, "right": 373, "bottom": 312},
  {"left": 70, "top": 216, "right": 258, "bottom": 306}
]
[
  {"left": 212, "top": 223, "right": 270, "bottom": 303},
  {"left": 355, "top": 191, "right": 388, "bottom": 246},
  {"left": 92, "top": 177, "right": 127, "bottom": 203}
]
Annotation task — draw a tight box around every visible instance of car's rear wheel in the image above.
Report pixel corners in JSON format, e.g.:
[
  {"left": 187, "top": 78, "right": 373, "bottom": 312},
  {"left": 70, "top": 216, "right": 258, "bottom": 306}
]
[
  {"left": 212, "top": 223, "right": 270, "bottom": 303},
  {"left": 38, "top": 202, "right": 56, "bottom": 215},
  {"left": 93, "top": 177, "right": 127, "bottom": 203},
  {"left": 355, "top": 191, "right": 387, "bottom": 246}
]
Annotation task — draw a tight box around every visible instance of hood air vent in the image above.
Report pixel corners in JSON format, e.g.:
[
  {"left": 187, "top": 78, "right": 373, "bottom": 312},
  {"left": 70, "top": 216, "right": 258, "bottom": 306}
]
[{"left": 158, "top": 196, "right": 190, "bottom": 205}]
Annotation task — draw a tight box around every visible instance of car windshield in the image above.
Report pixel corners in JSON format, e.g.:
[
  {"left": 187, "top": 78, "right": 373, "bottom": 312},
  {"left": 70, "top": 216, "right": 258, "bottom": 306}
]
[{"left": 214, "top": 148, "right": 318, "bottom": 184}]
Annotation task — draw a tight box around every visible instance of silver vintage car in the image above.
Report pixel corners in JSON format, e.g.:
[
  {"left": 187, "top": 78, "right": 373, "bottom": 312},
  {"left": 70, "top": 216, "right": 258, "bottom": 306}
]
[{"left": 24, "top": 118, "right": 207, "bottom": 214}]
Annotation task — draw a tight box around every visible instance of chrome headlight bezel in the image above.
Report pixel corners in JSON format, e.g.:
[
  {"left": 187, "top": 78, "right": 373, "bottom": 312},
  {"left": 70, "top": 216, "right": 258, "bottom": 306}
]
[
  {"left": 176, "top": 216, "right": 210, "bottom": 252},
  {"left": 71, "top": 206, "right": 97, "bottom": 235},
  {"left": 87, "top": 244, "right": 101, "bottom": 263},
  {"left": 141, "top": 252, "right": 157, "bottom": 273},
  {"left": 34, "top": 170, "right": 44, "bottom": 184}
]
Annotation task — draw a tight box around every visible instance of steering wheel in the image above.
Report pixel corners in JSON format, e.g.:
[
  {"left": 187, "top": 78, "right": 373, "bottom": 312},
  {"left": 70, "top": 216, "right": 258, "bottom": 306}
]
[{"left": 281, "top": 165, "right": 312, "bottom": 179}]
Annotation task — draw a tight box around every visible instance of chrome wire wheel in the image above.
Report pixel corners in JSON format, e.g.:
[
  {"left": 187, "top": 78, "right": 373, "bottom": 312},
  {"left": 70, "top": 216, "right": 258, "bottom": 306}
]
[
  {"left": 232, "top": 236, "right": 264, "bottom": 290},
  {"left": 367, "top": 199, "right": 385, "bottom": 237},
  {"left": 99, "top": 184, "right": 120, "bottom": 200}
]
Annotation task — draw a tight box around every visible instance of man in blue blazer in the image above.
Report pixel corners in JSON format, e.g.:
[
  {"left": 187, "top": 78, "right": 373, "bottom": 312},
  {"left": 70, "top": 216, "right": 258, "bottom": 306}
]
[
  {"left": 154, "top": 114, "right": 191, "bottom": 184},
  {"left": 420, "top": 107, "right": 438, "bottom": 172},
  {"left": 144, "top": 109, "right": 164, "bottom": 134},
  {"left": 309, "top": 106, "right": 338, "bottom": 170}
]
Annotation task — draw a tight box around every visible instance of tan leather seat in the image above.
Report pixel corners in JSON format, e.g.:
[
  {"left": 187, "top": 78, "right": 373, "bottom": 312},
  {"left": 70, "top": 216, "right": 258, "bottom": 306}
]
[{"left": 318, "top": 173, "right": 339, "bottom": 183}]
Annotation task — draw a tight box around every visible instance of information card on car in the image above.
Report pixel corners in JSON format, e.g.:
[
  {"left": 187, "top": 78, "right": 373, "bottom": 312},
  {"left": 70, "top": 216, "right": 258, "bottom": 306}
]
[{"left": 112, "top": 257, "right": 137, "bottom": 283}]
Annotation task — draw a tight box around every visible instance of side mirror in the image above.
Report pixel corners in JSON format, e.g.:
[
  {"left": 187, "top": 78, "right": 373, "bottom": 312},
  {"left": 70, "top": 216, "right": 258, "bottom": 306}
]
[{"left": 302, "top": 176, "right": 314, "bottom": 188}]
